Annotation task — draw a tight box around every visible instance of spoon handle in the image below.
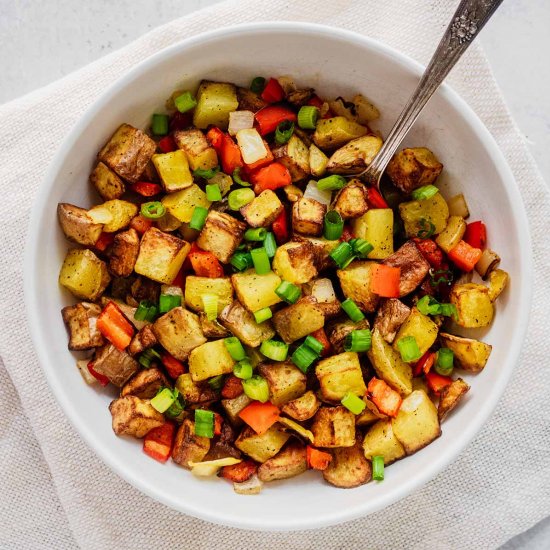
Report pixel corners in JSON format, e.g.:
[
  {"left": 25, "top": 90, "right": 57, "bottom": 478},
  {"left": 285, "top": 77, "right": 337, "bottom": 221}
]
[{"left": 363, "top": 0, "right": 504, "bottom": 188}]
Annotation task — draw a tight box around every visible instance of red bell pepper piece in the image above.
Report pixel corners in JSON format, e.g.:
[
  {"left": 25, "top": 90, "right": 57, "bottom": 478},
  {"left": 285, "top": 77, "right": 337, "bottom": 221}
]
[
  {"left": 239, "top": 401, "right": 280, "bottom": 434},
  {"left": 93, "top": 231, "right": 115, "bottom": 252},
  {"left": 157, "top": 135, "right": 177, "bottom": 153},
  {"left": 188, "top": 243, "right": 224, "bottom": 278},
  {"left": 413, "top": 351, "right": 436, "bottom": 377},
  {"left": 254, "top": 105, "right": 297, "bottom": 136},
  {"left": 206, "top": 126, "right": 225, "bottom": 149},
  {"left": 272, "top": 207, "right": 289, "bottom": 244},
  {"left": 370, "top": 264, "right": 401, "bottom": 298},
  {"left": 260, "top": 77, "right": 285, "bottom": 103},
  {"left": 448, "top": 240, "right": 482, "bottom": 272},
  {"left": 169, "top": 111, "right": 193, "bottom": 132},
  {"left": 249, "top": 162, "right": 292, "bottom": 195},
  {"left": 87, "top": 361, "right": 109, "bottom": 386},
  {"left": 206, "top": 128, "right": 243, "bottom": 174},
  {"left": 368, "top": 377, "right": 402, "bottom": 417},
  {"left": 143, "top": 422, "right": 175, "bottom": 463},
  {"left": 425, "top": 371, "right": 453, "bottom": 395},
  {"left": 130, "top": 214, "right": 154, "bottom": 235},
  {"left": 220, "top": 460, "right": 258, "bottom": 483},
  {"left": 214, "top": 413, "right": 223, "bottom": 437},
  {"left": 464, "top": 221, "right": 487, "bottom": 250},
  {"left": 161, "top": 352, "right": 186, "bottom": 379},
  {"left": 412, "top": 238, "right": 445, "bottom": 269},
  {"left": 366, "top": 187, "right": 389, "bottom": 209},
  {"left": 310, "top": 328, "right": 331, "bottom": 357},
  {"left": 306, "top": 446, "right": 332, "bottom": 470},
  {"left": 96, "top": 301, "right": 134, "bottom": 351},
  {"left": 340, "top": 225, "right": 355, "bottom": 242},
  {"left": 221, "top": 375, "right": 244, "bottom": 399},
  {"left": 131, "top": 181, "right": 162, "bottom": 197}
]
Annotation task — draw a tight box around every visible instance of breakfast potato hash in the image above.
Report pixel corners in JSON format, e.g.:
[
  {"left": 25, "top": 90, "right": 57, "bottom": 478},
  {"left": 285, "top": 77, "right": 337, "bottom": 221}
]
[{"left": 58, "top": 75, "right": 507, "bottom": 493}]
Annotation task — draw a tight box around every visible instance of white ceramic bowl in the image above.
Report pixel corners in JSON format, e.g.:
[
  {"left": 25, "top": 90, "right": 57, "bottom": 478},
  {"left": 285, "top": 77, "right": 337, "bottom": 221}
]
[{"left": 24, "top": 22, "right": 532, "bottom": 531}]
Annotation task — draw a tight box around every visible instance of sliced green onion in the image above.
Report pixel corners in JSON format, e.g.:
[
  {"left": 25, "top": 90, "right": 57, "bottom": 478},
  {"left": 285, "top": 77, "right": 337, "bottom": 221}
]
[
  {"left": 317, "top": 175, "right": 347, "bottom": 191},
  {"left": 233, "top": 360, "right": 253, "bottom": 380},
  {"left": 159, "top": 293, "right": 181, "bottom": 313},
  {"left": 341, "top": 392, "right": 367, "bottom": 415},
  {"left": 397, "top": 336, "right": 422, "bottom": 363},
  {"left": 350, "top": 238, "right": 374, "bottom": 258},
  {"left": 435, "top": 348, "right": 454, "bottom": 375},
  {"left": 232, "top": 167, "right": 250, "bottom": 187},
  {"left": 254, "top": 307, "right": 272, "bottom": 323},
  {"left": 174, "top": 91, "right": 197, "bottom": 113},
  {"left": 275, "top": 281, "right": 302, "bottom": 304},
  {"left": 189, "top": 206, "right": 209, "bottom": 230},
  {"left": 151, "top": 113, "right": 169, "bottom": 136},
  {"left": 275, "top": 120, "right": 295, "bottom": 145},
  {"left": 202, "top": 294, "right": 218, "bottom": 320},
  {"left": 251, "top": 247, "right": 271, "bottom": 274},
  {"left": 439, "top": 303, "right": 458, "bottom": 319},
  {"left": 297, "top": 105, "right": 319, "bottom": 129},
  {"left": 244, "top": 228, "right": 267, "bottom": 241},
  {"left": 304, "top": 335, "right": 323, "bottom": 356},
  {"left": 344, "top": 329, "right": 372, "bottom": 352},
  {"left": 141, "top": 201, "right": 165, "bottom": 219},
  {"left": 341, "top": 298, "right": 365, "bottom": 322},
  {"left": 260, "top": 340, "right": 289, "bottom": 361},
  {"left": 207, "top": 375, "right": 225, "bottom": 391},
  {"left": 242, "top": 375, "right": 270, "bottom": 403},
  {"left": 165, "top": 390, "right": 184, "bottom": 418},
  {"left": 194, "top": 409, "right": 215, "bottom": 438},
  {"left": 224, "top": 336, "right": 247, "bottom": 361},
  {"left": 264, "top": 232, "right": 277, "bottom": 258},
  {"left": 329, "top": 241, "right": 354, "bottom": 268},
  {"left": 151, "top": 387, "right": 176, "bottom": 413},
  {"left": 417, "top": 218, "right": 436, "bottom": 239},
  {"left": 193, "top": 166, "right": 219, "bottom": 179},
  {"left": 134, "top": 300, "right": 157, "bottom": 322},
  {"left": 138, "top": 348, "right": 161, "bottom": 368},
  {"left": 324, "top": 210, "right": 344, "bottom": 240},
  {"left": 250, "top": 77, "right": 266, "bottom": 94},
  {"left": 412, "top": 185, "right": 439, "bottom": 201},
  {"left": 291, "top": 344, "right": 318, "bottom": 373},
  {"left": 417, "top": 295, "right": 458, "bottom": 319},
  {"left": 372, "top": 455, "right": 384, "bottom": 481},
  {"left": 228, "top": 188, "right": 255, "bottom": 210},
  {"left": 230, "top": 251, "right": 253, "bottom": 271},
  {"left": 205, "top": 183, "right": 222, "bottom": 202}
]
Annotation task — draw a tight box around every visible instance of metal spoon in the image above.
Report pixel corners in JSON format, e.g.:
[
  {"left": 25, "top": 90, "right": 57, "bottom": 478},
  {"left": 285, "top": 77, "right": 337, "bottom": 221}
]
[{"left": 358, "top": 0, "right": 504, "bottom": 189}]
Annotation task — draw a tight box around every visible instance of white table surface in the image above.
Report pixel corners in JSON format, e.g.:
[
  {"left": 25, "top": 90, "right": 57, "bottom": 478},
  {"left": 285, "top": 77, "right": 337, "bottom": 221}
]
[{"left": 1, "top": 0, "right": 548, "bottom": 547}]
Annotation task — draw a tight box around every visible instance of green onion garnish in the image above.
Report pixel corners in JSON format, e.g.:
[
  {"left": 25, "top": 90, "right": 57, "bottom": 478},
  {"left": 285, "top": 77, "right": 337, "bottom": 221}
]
[
  {"left": 304, "top": 335, "right": 324, "bottom": 356},
  {"left": 435, "top": 348, "right": 454, "bottom": 375},
  {"left": 341, "top": 298, "right": 365, "bottom": 322},
  {"left": 205, "top": 183, "right": 222, "bottom": 202},
  {"left": 254, "top": 307, "right": 273, "bottom": 324},
  {"left": 250, "top": 76, "right": 266, "bottom": 94},
  {"left": 429, "top": 268, "right": 453, "bottom": 287},
  {"left": 417, "top": 218, "right": 436, "bottom": 239},
  {"left": 396, "top": 336, "right": 422, "bottom": 363},
  {"left": 416, "top": 295, "right": 458, "bottom": 319},
  {"left": 264, "top": 232, "right": 277, "bottom": 258},
  {"left": 164, "top": 389, "right": 184, "bottom": 418},
  {"left": 228, "top": 188, "right": 255, "bottom": 210},
  {"left": 233, "top": 360, "right": 253, "bottom": 380},
  {"left": 244, "top": 228, "right": 267, "bottom": 241},
  {"left": 275, "top": 281, "right": 302, "bottom": 304},
  {"left": 207, "top": 375, "right": 225, "bottom": 391},
  {"left": 297, "top": 105, "right": 319, "bottom": 129},
  {"left": 189, "top": 206, "right": 209, "bottom": 230},
  {"left": 291, "top": 344, "right": 318, "bottom": 373},
  {"left": 151, "top": 387, "right": 177, "bottom": 413},
  {"left": 275, "top": 120, "right": 295, "bottom": 145},
  {"left": 194, "top": 409, "right": 215, "bottom": 438},
  {"left": 193, "top": 166, "right": 219, "bottom": 179},
  {"left": 174, "top": 91, "right": 197, "bottom": 113},
  {"left": 344, "top": 329, "right": 372, "bottom": 352},
  {"left": 230, "top": 251, "right": 253, "bottom": 271},
  {"left": 159, "top": 293, "right": 181, "bottom": 313},
  {"left": 138, "top": 348, "right": 161, "bottom": 368},
  {"left": 251, "top": 247, "right": 271, "bottom": 274},
  {"left": 201, "top": 294, "right": 218, "bottom": 321},
  {"left": 260, "top": 340, "right": 289, "bottom": 361},
  {"left": 151, "top": 114, "right": 169, "bottom": 136},
  {"left": 350, "top": 238, "right": 374, "bottom": 258},
  {"left": 224, "top": 336, "right": 247, "bottom": 361},
  {"left": 439, "top": 303, "right": 458, "bottom": 319},
  {"left": 411, "top": 185, "right": 439, "bottom": 201},
  {"left": 329, "top": 241, "right": 354, "bottom": 268},
  {"left": 232, "top": 167, "right": 250, "bottom": 187},
  {"left": 372, "top": 455, "right": 384, "bottom": 481},
  {"left": 134, "top": 300, "right": 158, "bottom": 322},
  {"left": 341, "top": 392, "right": 367, "bottom": 415},
  {"left": 317, "top": 175, "right": 347, "bottom": 191},
  {"left": 141, "top": 201, "right": 166, "bottom": 219},
  {"left": 324, "top": 210, "right": 344, "bottom": 240},
  {"left": 242, "top": 375, "right": 270, "bottom": 403}
]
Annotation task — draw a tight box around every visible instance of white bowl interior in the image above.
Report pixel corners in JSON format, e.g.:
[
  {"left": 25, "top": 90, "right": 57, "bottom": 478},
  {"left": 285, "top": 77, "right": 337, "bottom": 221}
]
[{"left": 25, "top": 23, "right": 531, "bottom": 530}]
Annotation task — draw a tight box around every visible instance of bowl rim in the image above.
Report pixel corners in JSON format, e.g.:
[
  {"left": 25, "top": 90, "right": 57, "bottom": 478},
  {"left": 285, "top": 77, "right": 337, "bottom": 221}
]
[{"left": 24, "top": 21, "right": 533, "bottom": 531}]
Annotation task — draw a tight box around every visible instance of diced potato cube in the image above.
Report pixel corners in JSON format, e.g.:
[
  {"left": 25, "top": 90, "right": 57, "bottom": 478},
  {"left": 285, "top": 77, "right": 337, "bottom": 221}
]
[
  {"left": 332, "top": 180, "right": 369, "bottom": 220},
  {"left": 302, "top": 278, "right": 340, "bottom": 317},
  {"left": 273, "top": 241, "right": 318, "bottom": 284},
  {"left": 292, "top": 197, "right": 326, "bottom": 236},
  {"left": 57, "top": 203, "right": 103, "bottom": 246},
  {"left": 235, "top": 425, "right": 291, "bottom": 463},
  {"left": 219, "top": 300, "right": 275, "bottom": 347},
  {"left": 196, "top": 210, "right": 246, "bottom": 263},
  {"left": 326, "top": 134, "right": 383, "bottom": 175},
  {"left": 272, "top": 297, "right": 325, "bottom": 343},
  {"left": 281, "top": 390, "right": 320, "bottom": 421},
  {"left": 258, "top": 362, "right": 307, "bottom": 406},
  {"left": 175, "top": 372, "right": 217, "bottom": 405},
  {"left": 373, "top": 299, "right": 411, "bottom": 344},
  {"left": 337, "top": 260, "right": 379, "bottom": 313},
  {"left": 438, "top": 378, "right": 470, "bottom": 422},
  {"left": 162, "top": 184, "right": 211, "bottom": 223},
  {"left": 323, "top": 439, "right": 371, "bottom": 488},
  {"left": 121, "top": 367, "right": 169, "bottom": 399},
  {"left": 59, "top": 249, "right": 111, "bottom": 301},
  {"left": 61, "top": 302, "right": 104, "bottom": 350},
  {"left": 293, "top": 235, "right": 339, "bottom": 271},
  {"left": 109, "top": 228, "right": 140, "bottom": 277},
  {"left": 173, "top": 128, "right": 218, "bottom": 171},
  {"left": 439, "top": 332, "right": 492, "bottom": 373},
  {"left": 309, "top": 144, "right": 329, "bottom": 177},
  {"left": 257, "top": 442, "right": 307, "bottom": 482},
  {"left": 311, "top": 406, "right": 356, "bottom": 448},
  {"left": 240, "top": 190, "right": 283, "bottom": 228},
  {"left": 352, "top": 208, "right": 394, "bottom": 259},
  {"left": 89, "top": 199, "right": 138, "bottom": 233},
  {"left": 313, "top": 117, "right": 368, "bottom": 150},
  {"left": 172, "top": 419, "right": 211, "bottom": 468},
  {"left": 231, "top": 269, "right": 282, "bottom": 312},
  {"left": 362, "top": 419, "right": 406, "bottom": 465},
  {"left": 128, "top": 325, "right": 157, "bottom": 357},
  {"left": 193, "top": 80, "right": 239, "bottom": 130},
  {"left": 236, "top": 86, "right": 267, "bottom": 112},
  {"left": 109, "top": 395, "right": 164, "bottom": 438},
  {"left": 393, "top": 307, "right": 438, "bottom": 358},
  {"left": 272, "top": 135, "right": 310, "bottom": 181},
  {"left": 488, "top": 268, "right": 509, "bottom": 302},
  {"left": 399, "top": 192, "right": 449, "bottom": 237},
  {"left": 316, "top": 351, "right": 367, "bottom": 402},
  {"left": 89, "top": 161, "right": 125, "bottom": 200},
  {"left": 327, "top": 318, "right": 371, "bottom": 354},
  {"left": 222, "top": 393, "right": 252, "bottom": 426},
  {"left": 450, "top": 283, "right": 494, "bottom": 328},
  {"left": 387, "top": 147, "right": 443, "bottom": 194},
  {"left": 188, "top": 339, "right": 236, "bottom": 382},
  {"left": 383, "top": 241, "right": 430, "bottom": 297},
  {"left": 152, "top": 150, "right": 193, "bottom": 193},
  {"left": 184, "top": 276, "right": 233, "bottom": 314},
  {"left": 435, "top": 215, "right": 467, "bottom": 253}
]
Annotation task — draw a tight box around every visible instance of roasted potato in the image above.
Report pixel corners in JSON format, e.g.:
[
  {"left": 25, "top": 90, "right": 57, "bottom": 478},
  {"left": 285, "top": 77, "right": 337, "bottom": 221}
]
[
  {"left": 337, "top": 260, "right": 379, "bottom": 313},
  {"left": 292, "top": 235, "right": 339, "bottom": 272},
  {"left": 272, "top": 297, "right": 325, "bottom": 343},
  {"left": 57, "top": 203, "right": 103, "bottom": 246},
  {"left": 272, "top": 241, "right": 318, "bottom": 284},
  {"left": 311, "top": 406, "right": 356, "bottom": 448},
  {"left": 121, "top": 367, "right": 170, "bottom": 399},
  {"left": 219, "top": 300, "right": 275, "bottom": 347},
  {"left": 326, "top": 318, "right": 371, "bottom": 354},
  {"left": 236, "top": 86, "right": 267, "bottom": 112},
  {"left": 173, "top": 128, "right": 218, "bottom": 171},
  {"left": 188, "top": 338, "right": 236, "bottom": 382},
  {"left": 438, "top": 378, "right": 470, "bottom": 422},
  {"left": 89, "top": 199, "right": 138, "bottom": 233},
  {"left": 258, "top": 362, "right": 307, "bottom": 406},
  {"left": 439, "top": 332, "right": 492, "bottom": 373},
  {"left": 127, "top": 324, "right": 157, "bottom": 356},
  {"left": 316, "top": 352, "right": 367, "bottom": 402},
  {"left": 59, "top": 249, "right": 111, "bottom": 301},
  {"left": 367, "top": 329, "right": 413, "bottom": 396},
  {"left": 355, "top": 399, "right": 387, "bottom": 427},
  {"left": 302, "top": 278, "right": 340, "bottom": 318},
  {"left": 332, "top": 180, "right": 369, "bottom": 220},
  {"left": 162, "top": 184, "right": 211, "bottom": 223},
  {"left": 109, "top": 395, "right": 165, "bottom": 438},
  {"left": 323, "top": 438, "right": 371, "bottom": 488},
  {"left": 184, "top": 276, "right": 233, "bottom": 315},
  {"left": 231, "top": 269, "right": 282, "bottom": 312},
  {"left": 152, "top": 150, "right": 194, "bottom": 193},
  {"left": 362, "top": 419, "right": 406, "bottom": 465},
  {"left": 449, "top": 283, "right": 494, "bottom": 328},
  {"left": 272, "top": 135, "right": 310, "bottom": 181},
  {"left": 240, "top": 190, "right": 284, "bottom": 228},
  {"left": 351, "top": 208, "right": 394, "bottom": 259},
  {"left": 172, "top": 419, "right": 211, "bottom": 468},
  {"left": 326, "top": 135, "right": 383, "bottom": 175},
  {"left": 328, "top": 95, "right": 380, "bottom": 124},
  {"left": 257, "top": 442, "right": 307, "bottom": 482},
  {"left": 97, "top": 123, "right": 156, "bottom": 183},
  {"left": 488, "top": 268, "right": 509, "bottom": 302},
  {"left": 196, "top": 210, "right": 246, "bottom": 263},
  {"left": 61, "top": 302, "right": 104, "bottom": 351},
  {"left": 313, "top": 117, "right": 368, "bottom": 150},
  {"left": 373, "top": 299, "right": 411, "bottom": 344},
  {"left": 134, "top": 227, "right": 190, "bottom": 284},
  {"left": 152, "top": 307, "right": 206, "bottom": 361},
  {"left": 235, "top": 425, "right": 291, "bottom": 463},
  {"left": 109, "top": 228, "right": 140, "bottom": 277},
  {"left": 309, "top": 144, "right": 329, "bottom": 177},
  {"left": 199, "top": 313, "right": 230, "bottom": 338},
  {"left": 92, "top": 344, "right": 139, "bottom": 386},
  {"left": 435, "top": 215, "right": 467, "bottom": 253},
  {"left": 283, "top": 184, "right": 303, "bottom": 203},
  {"left": 398, "top": 192, "right": 449, "bottom": 237},
  {"left": 193, "top": 80, "right": 239, "bottom": 130},
  {"left": 292, "top": 197, "right": 327, "bottom": 236},
  {"left": 391, "top": 390, "right": 441, "bottom": 454},
  {"left": 281, "top": 390, "right": 321, "bottom": 421},
  {"left": 175, "top": 373, "right": 217, "bottom": 405},
  {"left": 393, "top": 307, "right": 438, "bottom": 358},
  {"left": 222, "top": 393, "right": 252, "bottom": 426},
  {"left": 383, "top": 241, "right": 430, "bottom": 297},
  {"left": 89, "top": 161, "right": 125, "bottom": 200},
  {"left": 386, "top": 147, "right": 443, "bottom": 194}
]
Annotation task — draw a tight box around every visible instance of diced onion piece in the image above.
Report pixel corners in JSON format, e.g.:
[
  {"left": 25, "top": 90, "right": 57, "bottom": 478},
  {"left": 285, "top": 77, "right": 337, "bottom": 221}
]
[
  {"left": 202, "top": 294, "right": 218, "bottom": 320},
  {"left": 228, "top": 110, "right": 255, "bottom": 136},
  {"left": 475, "top": 248, "right": 501, "bottom": 279},
  {"left": 190, "top": 457, "right": 242, "bottom": 477},
  {"left": 236, "top": 128, "right": 270, "bottom": 165},
  {"left": 278, "top": 417, "right": 314, "bottom": 443},
  {"left": 304, "top": 180, "right": 332, "bottom": 206},
  {"left": 76, "top": 359, "right": 97, "bottom": 385},
  {"left": 87, "top": 206, "right": 113, "bottom": 224},
  {"left": 447, "top": 193, "right": 470, "bottom": 219},
  {"left": 305, "top": 278, "right": 337, "bottom": 305},
  {"left": 233, "top": 474, "right": 263, "bottom": 495}
]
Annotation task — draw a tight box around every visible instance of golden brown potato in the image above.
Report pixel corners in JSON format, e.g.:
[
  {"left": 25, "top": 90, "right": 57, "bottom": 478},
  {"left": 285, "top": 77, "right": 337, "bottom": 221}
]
[
  {"left": 240, "top": 190, "right": 284, "bottom": 228},
  {"left": 309, "top": 144, "right": 329, "bottom": 177},
  {"left": 98, "top": 123, "right": 156, "bottom": 183},
  {"left": 383, "top": 241, "right": 430, "bottom": 297},
  {"left": 236, "top": 87, "right": 267, "bottom": 112},
  {"left": 222, "top": 393, "right": 252, "bottom": 426},
  {"left": 196, "top": 210, "right": 246, "bottom": 263},
  {"left": 188, "top": 339, "right": 236, "bottom": 382},
  {"left": 121, "top": 367, "right": 170, "bottom": 399},
  {"left": 272, "top": 297, "right": 325, "bottom": 343},
  {"left": 386, "top": 147, "right": 443, "bottom": 194},
  {"left": 257, "top": 442, "right": 307, "bottom": 482},
  {"left": 337, "top": 260, "right": 379, "bottom": 313},
  {"left": 193, "top": 80, "right": 239, "bottom": 129},
  {"left": 152, "top": 150, "right": 193, "bottom": 193},
  {"left": 326, "top": 317, "right": 371, "bottom": 354},
  {"left": 272, "top": 241, "right": 318, "bottom": 284},
  {"left": 352, "top": 208, "right": 394, "bottom": 260},
  {"left": 235, "top": 425, "right": 291, "bottom": 463},
  {"left": 88, "top": 199, "right": 138, "bottom": 233},
  {"left": 127, "top": 324, "right": 157, "bottom": 357},
  {"left": 439, "top": 332, "right": 492, "bottom": 373},
  {"left": 281, "top": 390, "right": 321, "bottom": 421},
  {"left": 326, "top": 135, "right": 383, "bottom": 175},
  {"left": 362, "top": 419, "right": 406, "bottom": 465},
  {"left": 438, "top": 378, "right": 470, "bottom": 422},
  {"left": 109, "top": 228, "right": 140, "bottom": 277},
  {"left": 173, "top": 128, "right": 218, "bottom": 171},
  {"left": 316, "top": 352, "right": 367, "bottom": 402},
  {"left": 57, "top": 203, "right": 103, "bottom": 246},
  {"left": 59, "top": 249, "right": 111, "bottom": 301},
  {"left": 61, "top": 302, "right": 104, "bottom": 351},
  {"left": 450, "top": 283, "right": 494, "bottom": 328},
  {"left": 323, "top": 438, "right": 371, "bottom": 488},
  {"left": 292, "top": 197, "right": 327, "bottom": 236},
  {"left": 231, "top": 269, "right": 282, "bottom": 312},
  {"left": 92, "top": 344, "right": 139, "bottom": 387},
  {"left": 172, "top": 419, "right": 211, "bottom": 468},
  {"left": 488, "top": 268, "right": 509, "bottom": 301},
  {"left": 184, "top": 276, "right": 233, "bottom": 315},
  {"left": 109, "top": 395, "right": 164, "bottom": 438},
  {"left": 287, "top": 88, "right": 314, "bottom": 106},
  {"left": 398, "top": 192, "right": 449, "bottom": 237},
  {"left": 328, "top": 95, "right": 380, "bottom": 124},
  {"left": 311, "top": 406, "right": 356, "bottom": 448},
  {"left": 332, "top": 180, "right": 369, "bottom": 220},
  {"left": 302, "top": 278, "right": 340, "bottom": 318},
  {"left": 393, "top": 307, "right": 438, "bottom": 359},
  {"left": 283, "top": 184, "right": 303, "bottom": 203},
  {"left": 152, "top": 307, "right": 206, "bottom": 361},
  {"left": 355, "top": 399, "right": 387, "bottom": 427},
  {"left": 258, "top": 362, "right": 307, "bottom": 406},
  {"left": 272, "top": 135, "right": 310, "bottom": 181},
  {"left": 89, "top": 161, "right": 125, "bottom": 200},
  {"left": 373, "top": 299, "right": 411, "bottom": 344},
  {"left": 175, "top": 373, "right": 217, "bottom": 405},
  {"left": 198, "top": 313, "right": 230, "bottom": 339},
  {"left": 292, "top": 235, "right": 340, "bottom": 272},
  {"left": 219, "top": 300, "right": 275, "bottom": 347},
  {"left": 162, "top": 184, "right": 211, "bottom": 223},
  {"left": 313, "top": 117, "right": 368, "bottom": 150}
]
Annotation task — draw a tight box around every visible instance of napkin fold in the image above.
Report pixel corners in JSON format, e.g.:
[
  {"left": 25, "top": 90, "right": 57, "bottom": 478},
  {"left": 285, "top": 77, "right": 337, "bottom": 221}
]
[{"left": 1, "top": 0, "right": 549, "bottom": 548}]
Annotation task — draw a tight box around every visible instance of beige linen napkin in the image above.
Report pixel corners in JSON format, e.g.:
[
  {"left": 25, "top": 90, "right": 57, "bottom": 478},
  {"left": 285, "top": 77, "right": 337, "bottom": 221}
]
[{"left": 1, "top": 0, "right": 549, "bottom": 548}]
